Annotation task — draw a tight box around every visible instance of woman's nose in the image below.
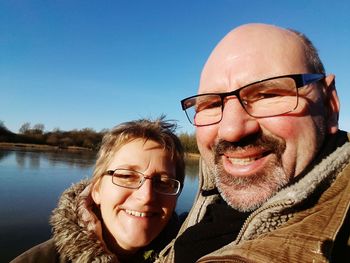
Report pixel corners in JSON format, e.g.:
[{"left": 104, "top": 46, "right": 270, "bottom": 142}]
[{"left": 133, "top": 177, "right": 156, "bottom": 203}]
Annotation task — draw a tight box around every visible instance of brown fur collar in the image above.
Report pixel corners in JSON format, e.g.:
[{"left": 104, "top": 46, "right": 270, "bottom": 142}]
[{"left": 50, "top": 180, "right": 118, "bottom": 262}]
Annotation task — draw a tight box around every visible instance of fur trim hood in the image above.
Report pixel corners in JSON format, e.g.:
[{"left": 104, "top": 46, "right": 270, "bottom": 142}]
[{"left": 50, "top": 180, "right": 118, "bottom": 262}]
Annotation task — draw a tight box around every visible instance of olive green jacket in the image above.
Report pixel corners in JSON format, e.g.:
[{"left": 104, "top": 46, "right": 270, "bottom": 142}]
[{"left": 158, "top": 131, "right": 350, "bottom": 263}]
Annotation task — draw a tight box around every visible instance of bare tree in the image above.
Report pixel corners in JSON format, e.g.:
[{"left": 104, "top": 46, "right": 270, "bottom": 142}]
[
  {"left": 19, "top": 122, "right": 31, "bottom": 134},
  {"left": 32, "top": 123, "right": 45, "bottom": 134}
]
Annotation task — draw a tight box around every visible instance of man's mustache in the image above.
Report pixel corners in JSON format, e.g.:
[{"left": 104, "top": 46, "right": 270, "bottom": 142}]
[{"left": 214, "top": 133, "right": 286, "bottom": 161}]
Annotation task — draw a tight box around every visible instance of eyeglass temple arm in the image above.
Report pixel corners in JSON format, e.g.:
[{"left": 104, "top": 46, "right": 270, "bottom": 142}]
[{"left": 301, "top": 74, "right": 325, "bottom": 85}]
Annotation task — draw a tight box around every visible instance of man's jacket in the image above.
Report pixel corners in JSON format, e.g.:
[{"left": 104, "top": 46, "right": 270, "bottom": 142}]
[{"left": 158, "top": 131, "right": 350, "bottom": 263}]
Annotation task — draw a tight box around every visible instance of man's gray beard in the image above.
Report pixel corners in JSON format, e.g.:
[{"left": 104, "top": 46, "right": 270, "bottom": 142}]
[
  {"left": 212, "top": 115, "right": 328, "bottom": 212},
  {"left": 212, "top": 133, "right": 289, "bottom": 212},
  {"left": 213, "top": 159, "right": 289, "bottom": 212}
]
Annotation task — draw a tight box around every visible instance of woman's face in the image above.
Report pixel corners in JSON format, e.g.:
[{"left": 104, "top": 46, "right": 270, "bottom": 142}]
[{"left": 92, "top": 139, "right": 178, "bottom": 254}]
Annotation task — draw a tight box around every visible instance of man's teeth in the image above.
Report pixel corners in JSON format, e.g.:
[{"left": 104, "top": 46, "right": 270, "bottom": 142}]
[
  {"left": 228, "top": 156, "right": 260, "bottom": 165},
  {"left": 125, "top": 209, "right": 152, "bottom": 217}
]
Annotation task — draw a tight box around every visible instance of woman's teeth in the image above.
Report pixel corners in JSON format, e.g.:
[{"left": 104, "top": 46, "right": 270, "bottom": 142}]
[{"left": 125, "top": 209, "right": 152, "bottom": 217}]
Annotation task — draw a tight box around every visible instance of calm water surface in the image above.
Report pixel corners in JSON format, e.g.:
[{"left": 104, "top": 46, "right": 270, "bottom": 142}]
[{"left": 0, "top": 149, "right": 199, "bottom": 262}]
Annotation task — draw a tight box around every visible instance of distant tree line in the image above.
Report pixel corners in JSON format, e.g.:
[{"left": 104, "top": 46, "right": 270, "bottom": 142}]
[
  {"left": 0, "top": 121, "right": 198, "bottom": 153},
  {"left": 0, "top": 121, "right": 105, "bottom": 150},
  {"left": 178, "top": 132, "right": 199, "bottom": 154}
]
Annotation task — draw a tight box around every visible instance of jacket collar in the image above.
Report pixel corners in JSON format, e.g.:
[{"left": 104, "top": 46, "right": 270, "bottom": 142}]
[{"left": 50, "top": 179, "right": 117, "bottom": 262}]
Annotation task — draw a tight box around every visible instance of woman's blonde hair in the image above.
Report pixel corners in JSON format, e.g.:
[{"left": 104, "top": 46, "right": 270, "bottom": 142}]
[{"left": 90, "top": 116, "right": 185, "bottom": 191}]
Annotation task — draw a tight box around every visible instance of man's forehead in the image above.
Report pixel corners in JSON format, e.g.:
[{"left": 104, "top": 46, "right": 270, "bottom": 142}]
[
  {"left": 199, "top": 24, "right": 308, "bottom": 93},
  {"left": 206, "top": 24, "right": 306, "bottom": 70}
]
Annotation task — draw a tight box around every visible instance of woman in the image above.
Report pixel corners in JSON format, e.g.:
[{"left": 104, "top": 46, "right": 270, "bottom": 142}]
[{"left": 11, "top": 117, "right": 185, "bottom": 262}]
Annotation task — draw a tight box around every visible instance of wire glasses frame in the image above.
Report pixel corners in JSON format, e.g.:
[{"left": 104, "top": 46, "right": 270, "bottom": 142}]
[
  {"left": 105, "top": 168, "right": 181, "bottom": 195},
  {"left": 181, "top": 73, "right": 325, "bottom": 127}
]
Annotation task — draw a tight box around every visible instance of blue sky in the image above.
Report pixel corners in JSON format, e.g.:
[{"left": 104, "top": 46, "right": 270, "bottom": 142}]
[{"left": 1, "top": 0, "right": 349, "bottom": 134}]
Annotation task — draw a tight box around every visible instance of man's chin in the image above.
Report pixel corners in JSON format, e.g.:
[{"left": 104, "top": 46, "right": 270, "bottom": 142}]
[
  {"left": 214, "top": 165, "right": 289, "bottom": 212},
  {"left": 217, "top": 183, "right": 269, "bottom": 212}
]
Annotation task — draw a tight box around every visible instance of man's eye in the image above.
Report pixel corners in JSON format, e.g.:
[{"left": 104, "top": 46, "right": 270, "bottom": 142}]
[
  {"left": 254, "top": 91, "right": 281, "bottom": 100},
  {"left": 246, "top": 87, "right": 295, "bottom": 102},
  {"left": 196, "top": 100, "right": 221, "bottom": 112}
]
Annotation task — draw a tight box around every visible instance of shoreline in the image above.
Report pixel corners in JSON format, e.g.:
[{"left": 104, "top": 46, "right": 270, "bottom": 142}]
[
  {"left": 0, "top": 142, "right": 94, "bottom": 153},
  {"left": 0, "top": 142, "right": 201, "bottom": 158}
]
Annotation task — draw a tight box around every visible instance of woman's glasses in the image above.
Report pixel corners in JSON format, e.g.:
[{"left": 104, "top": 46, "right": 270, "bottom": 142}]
[{"left": 105, "top": 168, "right": 181, "bottom": 195}]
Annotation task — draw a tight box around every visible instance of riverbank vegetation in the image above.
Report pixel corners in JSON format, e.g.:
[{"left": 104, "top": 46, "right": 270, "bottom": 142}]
[{"left": 0, "top": 121, "right": 199, "bottom": 154}]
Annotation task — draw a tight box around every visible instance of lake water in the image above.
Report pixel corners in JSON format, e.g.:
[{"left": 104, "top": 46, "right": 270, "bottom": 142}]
[{"left": 0, "top": 149, "right": 199, "bottom": 262}]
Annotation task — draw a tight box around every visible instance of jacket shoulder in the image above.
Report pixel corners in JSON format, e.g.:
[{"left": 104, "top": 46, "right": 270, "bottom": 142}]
[{"left": 10, "top": 239, "right": 61, "bottom": 263}]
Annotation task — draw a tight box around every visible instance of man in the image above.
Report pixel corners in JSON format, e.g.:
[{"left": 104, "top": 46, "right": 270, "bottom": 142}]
[{"left": 158, "top": 24, "right": 350, "bottom": 262}]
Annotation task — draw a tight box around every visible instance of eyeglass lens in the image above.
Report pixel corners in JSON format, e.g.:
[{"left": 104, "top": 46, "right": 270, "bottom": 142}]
[{"left": 185, "top": 76, "right": 299, "bottom": 126}]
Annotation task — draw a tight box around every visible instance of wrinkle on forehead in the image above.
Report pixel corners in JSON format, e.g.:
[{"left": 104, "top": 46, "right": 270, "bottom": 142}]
[{"left": 199, "top": 23, "right": 309, "bottom": 93}]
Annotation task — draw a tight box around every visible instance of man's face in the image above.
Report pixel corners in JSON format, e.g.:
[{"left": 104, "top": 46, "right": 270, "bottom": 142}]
[{"left": 196, "top": 24, "right": 337, "bottom": 212}]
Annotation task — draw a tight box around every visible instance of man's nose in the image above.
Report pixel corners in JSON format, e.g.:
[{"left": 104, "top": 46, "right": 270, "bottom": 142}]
[{"left": 218, "top": 98, "right": 260, "bottom": 142}]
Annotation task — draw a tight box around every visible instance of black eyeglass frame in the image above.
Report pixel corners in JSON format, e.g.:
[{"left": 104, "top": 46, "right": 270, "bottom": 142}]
[
  {"left": 105, "top": 169, "right": 181, "bottom": 196},
  {"left": 181, "top": 73, "right": 325, "bottom": 127}
]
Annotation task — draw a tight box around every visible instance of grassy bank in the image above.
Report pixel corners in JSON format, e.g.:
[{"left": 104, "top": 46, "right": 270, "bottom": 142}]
[{"left": 0, "top": 142, "right": 94, "bottom": 153}]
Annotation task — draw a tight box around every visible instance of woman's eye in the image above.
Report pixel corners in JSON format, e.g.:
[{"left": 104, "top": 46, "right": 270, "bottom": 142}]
[{"left": 115, "top": 173, "right": 138, "bottom": 180}]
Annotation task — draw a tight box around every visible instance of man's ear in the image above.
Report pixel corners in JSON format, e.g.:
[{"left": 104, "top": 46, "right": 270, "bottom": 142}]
[
  {"left": 324, "top": 74, "right": 340, "bottom": 134},
  {"left": 91, "top": 179, "right": 101, "bottom": 205}
]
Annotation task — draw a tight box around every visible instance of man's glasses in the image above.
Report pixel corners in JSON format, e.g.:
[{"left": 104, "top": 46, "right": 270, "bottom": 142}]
[
  {"left": 181, "top": 73, "right": 325, "bottom": 127},
  {"left": 105, "top": 168, "right": 181, "bottom": 195}
]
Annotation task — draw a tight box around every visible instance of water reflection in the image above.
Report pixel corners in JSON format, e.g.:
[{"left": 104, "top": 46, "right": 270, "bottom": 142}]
[
  {"left": 185, "top": 157, "right": 200, "bottom": 180},
  {"left": 29, "top": 152, "right": 40, "bottom": 169},
  {"left": 13, "top": 150, "right": 97, "bottom": 170},
  {"left": 0, "top": 150, "right": 11, "bottom": 161},
  {"left": 45, "top": 151, "right": 96, "bottom": 168},
  {"left": 15, "top": 151, "right": 26, "bottom": 168}
]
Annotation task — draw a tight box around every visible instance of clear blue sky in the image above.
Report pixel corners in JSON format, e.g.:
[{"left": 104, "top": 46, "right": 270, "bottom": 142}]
[{"left": 1, "top": 0, "right": 349, "bottom": 134}]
